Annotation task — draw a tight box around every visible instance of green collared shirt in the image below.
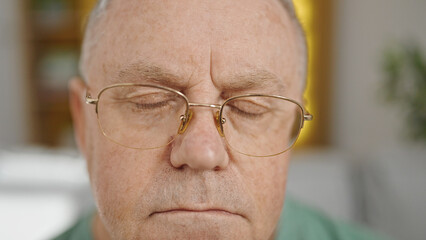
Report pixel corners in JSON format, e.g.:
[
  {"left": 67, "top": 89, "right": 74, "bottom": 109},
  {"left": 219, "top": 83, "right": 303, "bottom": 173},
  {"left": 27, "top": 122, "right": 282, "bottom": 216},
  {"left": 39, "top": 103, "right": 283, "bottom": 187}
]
[{"left": 53, "top": 197, "right": 386, "bottom": 240}]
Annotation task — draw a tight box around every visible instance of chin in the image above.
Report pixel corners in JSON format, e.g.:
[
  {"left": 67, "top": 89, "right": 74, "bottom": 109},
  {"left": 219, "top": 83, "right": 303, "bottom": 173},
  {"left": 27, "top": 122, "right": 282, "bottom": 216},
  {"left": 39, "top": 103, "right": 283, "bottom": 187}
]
[{"left": 112, "top": 213, "right": 258, "bottom": 240}]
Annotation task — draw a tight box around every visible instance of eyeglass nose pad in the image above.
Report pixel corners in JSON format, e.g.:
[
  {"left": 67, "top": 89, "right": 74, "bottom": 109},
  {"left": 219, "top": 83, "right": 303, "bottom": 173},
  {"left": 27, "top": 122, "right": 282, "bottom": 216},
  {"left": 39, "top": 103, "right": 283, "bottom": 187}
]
[
  {"left": 177, "top": 110, "right": 225, "bottom": 136},
  {"left": 178, "top": 110, "right": 193, "bottom": 134},
  {"left": 215, "top": 111, "right": 225, "bottom": 137}
]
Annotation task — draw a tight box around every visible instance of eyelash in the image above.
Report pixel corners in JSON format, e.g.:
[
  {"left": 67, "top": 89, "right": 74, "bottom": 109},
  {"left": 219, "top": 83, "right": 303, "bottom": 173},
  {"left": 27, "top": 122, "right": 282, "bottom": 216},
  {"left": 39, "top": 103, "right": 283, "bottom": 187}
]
[{"left": 136, "top": 100, "right": 167, "bottom": 108}]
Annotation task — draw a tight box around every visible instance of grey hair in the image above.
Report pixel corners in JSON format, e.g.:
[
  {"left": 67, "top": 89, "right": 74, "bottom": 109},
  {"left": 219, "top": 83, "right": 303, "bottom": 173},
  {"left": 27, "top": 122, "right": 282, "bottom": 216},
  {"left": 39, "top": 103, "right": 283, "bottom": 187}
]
[
  {"left": 82, "top": 0, "right": 307, "bottom": 90},
  {"left": 95, "top": 0, "right": 110, "bottom": 13},
  {"left": 91, "top": 0, "right": 297, "bottom": 20}
]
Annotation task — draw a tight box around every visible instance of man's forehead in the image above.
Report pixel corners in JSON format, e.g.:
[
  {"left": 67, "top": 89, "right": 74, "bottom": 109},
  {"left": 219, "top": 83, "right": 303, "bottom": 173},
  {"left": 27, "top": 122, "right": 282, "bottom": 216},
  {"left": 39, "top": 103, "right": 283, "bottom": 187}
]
[
  {"left": 85, "top": 0, "right": 301, "bottom": 95},
  {"left": 101, "top": 0, "right": 290, "bottom": 32}
]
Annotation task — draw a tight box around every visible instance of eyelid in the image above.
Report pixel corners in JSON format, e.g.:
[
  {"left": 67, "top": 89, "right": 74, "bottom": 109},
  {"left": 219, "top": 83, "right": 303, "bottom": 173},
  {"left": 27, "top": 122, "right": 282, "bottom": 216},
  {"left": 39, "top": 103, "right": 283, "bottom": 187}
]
[
  {"left": 228, "top": 98, "right": 271, "bottom": 109},
  {"left": 123, "top": 89, "right": 168, "bottom": 99},
  {"left": 227, "top": 100, "right": 270, "bottom": 116},
  {"left": 113, "top": 91, "right": 172, "bottom": 103}
]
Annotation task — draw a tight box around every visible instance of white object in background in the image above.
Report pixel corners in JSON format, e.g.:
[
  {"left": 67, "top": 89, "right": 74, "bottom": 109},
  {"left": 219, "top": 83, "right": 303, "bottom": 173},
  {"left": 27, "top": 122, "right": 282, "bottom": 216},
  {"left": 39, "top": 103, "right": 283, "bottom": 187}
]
[
  {"left": 0, "top": 149, "right": 92, "bottom": 240},
  {"left": 0, "top": 193, "right": 78, "bottom": 240},
  {"left": 362, "top": 145, "right": 426, "bottom": 240},
  {"left": 286, "top": 149, "right": 358, "bottom": 222}
]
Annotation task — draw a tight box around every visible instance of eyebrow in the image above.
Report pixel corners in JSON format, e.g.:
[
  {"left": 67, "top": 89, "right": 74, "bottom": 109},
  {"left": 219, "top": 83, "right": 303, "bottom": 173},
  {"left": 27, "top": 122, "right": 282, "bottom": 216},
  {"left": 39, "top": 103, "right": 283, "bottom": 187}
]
[
  {"left": 116, "top": 62, "right": 287, "bottom": 94},
  {"left": 117, "top": 62, "right": 187, "bottom": 90},
  {"left": 221, "top": 69, "right": 287, "bottom": 94}
]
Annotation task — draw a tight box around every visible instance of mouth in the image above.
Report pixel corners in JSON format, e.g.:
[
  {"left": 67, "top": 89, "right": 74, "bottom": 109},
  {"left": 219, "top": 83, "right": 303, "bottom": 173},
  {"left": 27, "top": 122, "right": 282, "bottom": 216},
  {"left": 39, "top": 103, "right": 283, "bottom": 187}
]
[{"left": 149, "top": 208, "right": 244, "bottom": 218}]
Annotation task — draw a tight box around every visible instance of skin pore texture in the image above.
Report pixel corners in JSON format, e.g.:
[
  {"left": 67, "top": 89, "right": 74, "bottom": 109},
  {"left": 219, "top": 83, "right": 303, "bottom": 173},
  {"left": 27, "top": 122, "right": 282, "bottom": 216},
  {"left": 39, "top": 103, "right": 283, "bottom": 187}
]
[{"left": 70, "top": 0, "right": 305, "bottom": 239}]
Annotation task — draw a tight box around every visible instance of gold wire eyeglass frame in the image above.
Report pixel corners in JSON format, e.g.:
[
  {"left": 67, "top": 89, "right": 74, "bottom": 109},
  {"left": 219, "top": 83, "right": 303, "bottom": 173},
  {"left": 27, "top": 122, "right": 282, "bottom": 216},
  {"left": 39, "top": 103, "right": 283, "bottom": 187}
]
[{"left": 85, "top": 83, "right": 314, "bottom": 157}]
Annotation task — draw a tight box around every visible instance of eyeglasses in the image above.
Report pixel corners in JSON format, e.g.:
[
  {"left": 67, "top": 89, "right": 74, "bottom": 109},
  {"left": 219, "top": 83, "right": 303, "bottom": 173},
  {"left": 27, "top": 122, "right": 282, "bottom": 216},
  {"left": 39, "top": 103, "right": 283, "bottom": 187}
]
[{"left": 85, "top": 83, "right": 313, "bottom": 157}]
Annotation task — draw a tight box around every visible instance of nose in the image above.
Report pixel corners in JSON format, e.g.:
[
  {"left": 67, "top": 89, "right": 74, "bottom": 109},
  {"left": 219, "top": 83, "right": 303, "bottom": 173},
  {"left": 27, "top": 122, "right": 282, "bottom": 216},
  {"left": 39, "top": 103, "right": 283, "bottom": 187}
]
[{"left": 170, "top": 109, "right": 229, "bottom": 171}]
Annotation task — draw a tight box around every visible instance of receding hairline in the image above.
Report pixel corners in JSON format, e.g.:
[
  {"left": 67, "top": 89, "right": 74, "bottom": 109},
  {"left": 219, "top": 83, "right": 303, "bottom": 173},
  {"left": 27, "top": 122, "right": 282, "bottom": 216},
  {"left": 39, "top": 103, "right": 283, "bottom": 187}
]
[
  {"left": 91, "top": 0, "right": 298, "bottom": 17},
  {"left": 81, "top": 0, "right": 308, "bottom": 90},
  {"left": 88, "top": 0, "right": 302, "bottom": 35}
]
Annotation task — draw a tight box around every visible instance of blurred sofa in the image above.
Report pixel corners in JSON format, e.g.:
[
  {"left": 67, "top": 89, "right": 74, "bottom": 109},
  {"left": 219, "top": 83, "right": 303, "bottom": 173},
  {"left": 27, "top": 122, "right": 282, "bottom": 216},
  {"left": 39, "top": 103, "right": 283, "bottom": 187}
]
[{"left": 0, "top": 146, "right": 425, "bottom": 240}]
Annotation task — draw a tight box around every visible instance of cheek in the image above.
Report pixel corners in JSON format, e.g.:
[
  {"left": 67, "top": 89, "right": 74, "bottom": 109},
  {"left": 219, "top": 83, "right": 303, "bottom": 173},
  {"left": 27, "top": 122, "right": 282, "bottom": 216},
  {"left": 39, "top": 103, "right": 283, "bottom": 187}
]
[
  {"left": 85, "top": 109, "right": 150, "bottom": 197},
  {"left": 91, "top": 146, "right": 138, "bottom": 214},
  {"left": 255, "top": 157, "right": 288, "bottom": 209},
  {"left": 238, "top": 154, "right": 290, "bottom": 237},
  {"left": 86, "top": 123, "right": 162, "bottom": 228}
]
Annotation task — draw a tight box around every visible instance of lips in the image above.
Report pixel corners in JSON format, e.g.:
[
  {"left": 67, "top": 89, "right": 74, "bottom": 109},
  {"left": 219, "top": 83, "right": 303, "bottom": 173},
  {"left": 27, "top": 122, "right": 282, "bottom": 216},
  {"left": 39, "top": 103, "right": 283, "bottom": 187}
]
[{"left": 150, "top": 208, "right": 244, "bottom": 218}]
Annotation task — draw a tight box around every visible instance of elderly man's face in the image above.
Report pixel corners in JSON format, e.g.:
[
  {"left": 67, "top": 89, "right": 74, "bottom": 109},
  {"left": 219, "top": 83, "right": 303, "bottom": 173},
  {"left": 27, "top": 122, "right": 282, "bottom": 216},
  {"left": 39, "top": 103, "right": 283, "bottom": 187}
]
[{"left": 71, "top": 0, "right": 303, "bottom": 239}]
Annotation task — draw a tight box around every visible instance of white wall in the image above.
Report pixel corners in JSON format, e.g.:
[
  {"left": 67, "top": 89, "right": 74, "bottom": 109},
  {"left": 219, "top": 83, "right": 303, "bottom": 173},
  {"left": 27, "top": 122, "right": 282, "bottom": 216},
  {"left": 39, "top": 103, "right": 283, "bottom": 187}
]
[
  {"left": 0, "top": 0, "right": 28, "bottom": 147},
  {"left": 333, "top": 0, "right": 426, "bottom": 154}
]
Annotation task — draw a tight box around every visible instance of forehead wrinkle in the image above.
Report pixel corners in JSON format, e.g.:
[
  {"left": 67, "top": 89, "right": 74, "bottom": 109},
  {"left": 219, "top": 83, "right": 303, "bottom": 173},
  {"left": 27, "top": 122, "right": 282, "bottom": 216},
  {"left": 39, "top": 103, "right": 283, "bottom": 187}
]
[
  {"left": 116, "top": 61, "right": 188, "bottom": 90},
  {"left": 220, "top": 69, "right": 287, "bottom": 94}
]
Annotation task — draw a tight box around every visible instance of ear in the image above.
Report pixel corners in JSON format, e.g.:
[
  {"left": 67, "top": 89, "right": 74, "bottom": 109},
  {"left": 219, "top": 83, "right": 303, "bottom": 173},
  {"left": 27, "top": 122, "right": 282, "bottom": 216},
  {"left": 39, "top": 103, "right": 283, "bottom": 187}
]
[{"left": 69, "top": 77, "right": 88, "bottom": 158}]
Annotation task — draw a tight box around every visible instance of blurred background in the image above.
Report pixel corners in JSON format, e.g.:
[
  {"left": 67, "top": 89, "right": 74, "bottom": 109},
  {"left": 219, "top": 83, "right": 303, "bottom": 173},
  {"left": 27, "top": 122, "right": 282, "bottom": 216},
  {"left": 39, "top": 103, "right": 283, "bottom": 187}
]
[{"left": 0, "top": 0, "right": 425, "bottom": 239}]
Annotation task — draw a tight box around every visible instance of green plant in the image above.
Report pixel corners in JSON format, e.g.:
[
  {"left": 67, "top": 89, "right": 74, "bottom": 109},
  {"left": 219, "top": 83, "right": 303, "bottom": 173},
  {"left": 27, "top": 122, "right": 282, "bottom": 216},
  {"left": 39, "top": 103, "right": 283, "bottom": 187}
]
[{"left": 382, "top": 44, "right": 426, "bottom": 141}]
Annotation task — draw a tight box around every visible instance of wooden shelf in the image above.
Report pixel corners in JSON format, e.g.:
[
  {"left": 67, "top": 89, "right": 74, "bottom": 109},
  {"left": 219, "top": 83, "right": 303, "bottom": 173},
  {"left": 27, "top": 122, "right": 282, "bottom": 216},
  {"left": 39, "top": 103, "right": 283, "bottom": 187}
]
[
  {"left": 30, "top": 10, "right": 83, "bottom": 42},
  {"left": 25, "top": 0, "right": 96, "bottom": 147}
]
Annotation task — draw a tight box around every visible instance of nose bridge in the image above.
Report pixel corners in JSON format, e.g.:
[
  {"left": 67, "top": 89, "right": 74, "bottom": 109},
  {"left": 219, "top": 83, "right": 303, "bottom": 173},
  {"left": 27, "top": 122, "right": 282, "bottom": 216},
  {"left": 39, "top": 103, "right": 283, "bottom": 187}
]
[
  {"left": 179, "top": 102, "right": 224, "bottom": 136},
  {"left": 170, "top": 102, "right": 229, "bottom": 171}
]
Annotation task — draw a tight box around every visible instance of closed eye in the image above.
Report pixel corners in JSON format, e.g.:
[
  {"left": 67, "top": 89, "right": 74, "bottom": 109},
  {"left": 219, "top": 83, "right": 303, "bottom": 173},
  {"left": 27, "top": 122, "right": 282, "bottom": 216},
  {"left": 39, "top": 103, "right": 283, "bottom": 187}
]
[
  {"left": 228, "top": 105, "right": 266, "bottom": 119},
  {"left": 226, "top": 100, "right": 269, "bottom": 119},
  {"left": 117, "top": 93, "right": 178, "bottom": 112}
]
